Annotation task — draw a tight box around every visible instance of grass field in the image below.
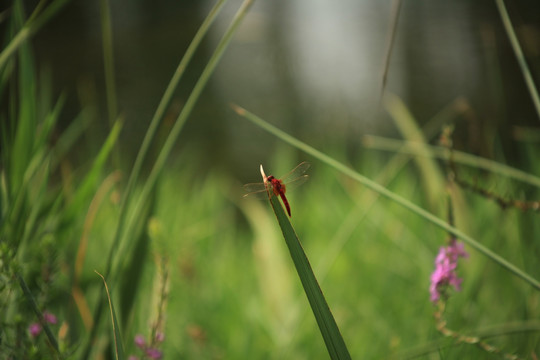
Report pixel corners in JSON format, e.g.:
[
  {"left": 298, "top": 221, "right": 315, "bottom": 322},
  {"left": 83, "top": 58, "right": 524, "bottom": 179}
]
[{"left": 1, "top": 1, "right": 540, "bottom": 359}]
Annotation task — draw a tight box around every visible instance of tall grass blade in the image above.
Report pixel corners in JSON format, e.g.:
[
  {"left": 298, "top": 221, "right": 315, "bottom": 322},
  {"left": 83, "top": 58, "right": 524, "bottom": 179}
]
[
  {"left": 232, "top": 104, "right": 540, "bottom": 291},
  {"left": 10, "top": 0, "right": 37, "bottom": 196},
  {"left": 362, "top": 135, "right": 540, "bottom": 189},
  {"left": 84, "top": 1, "right": 252, "bottom": 357},
  {"left": 111, "top": 0, "right": 254, "bottom": 277},
  {"left": 316, "top": 99, "right": 464, "bottom": 281},
  {"left": 50, "top": 111, "right": 90, "bottom": 169},
  {"left": 385, "top": 93, "right": 445, "bottom": 206},
  {"left": 107, "top": 0, "right": 228, "bottom": 269},
  {"left": 65, "top": 120, "right": 122, "bottom": 218},
  {"left": 495, "top": 0, "right": 540, "bottom": 121},
  {"left": 96, "top": 271, "right": 125, "bottom": 360},
  {"left": 129, "top": 0, "right": 251, "bottom": 206},
  {"left": 36, "top": 92, "right": 66, "bottom": 151},
  {"left": 265, "top": 188, "right": 351, "bottom": 359},
  {"left": 118, "top": 188, "right": 155, "bottom": 328},
  {"left": 0, "top": 0, "right": 71, "bottom": 71},
  {"left": 98, "top": 0, "right": 120, "bottom": 167},
  {"left": 99, "top": 0, "right": 118, "bottom": 130},
  {"left": 379, "top": 0, "right": 401, "bottom": 101}
]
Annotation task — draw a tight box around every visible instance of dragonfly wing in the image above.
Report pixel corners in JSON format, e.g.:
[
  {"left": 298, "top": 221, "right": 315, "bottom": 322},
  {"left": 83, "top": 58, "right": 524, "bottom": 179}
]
[
  {"left": 243, "top": 182, "right": 271, "bottom": 199},
  {"left": 281, "top": 161, "right": 311, "bottom": 184},
  {"left": 283, "top": 174, "right": 309, "bottom": 192}
]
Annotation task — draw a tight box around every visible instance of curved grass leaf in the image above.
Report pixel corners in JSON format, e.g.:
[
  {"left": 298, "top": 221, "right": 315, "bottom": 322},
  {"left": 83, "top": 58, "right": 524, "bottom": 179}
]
[
  {"left": 232, "top": 104, "right": 540, "bottom": 291},
  {"left": 96, "top": 271, "right": 124, "bottom": 360}
]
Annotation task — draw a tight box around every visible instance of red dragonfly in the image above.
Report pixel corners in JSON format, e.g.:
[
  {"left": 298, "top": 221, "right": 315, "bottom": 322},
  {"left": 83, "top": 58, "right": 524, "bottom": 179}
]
[{"left": 243, "top": 162, "right": 310, "bottom": 217}]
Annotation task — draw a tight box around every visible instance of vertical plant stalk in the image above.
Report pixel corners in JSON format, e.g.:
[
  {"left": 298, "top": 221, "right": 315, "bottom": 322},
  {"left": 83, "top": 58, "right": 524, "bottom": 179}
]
[
  {"left": 385, "top": 93, "right": 446, "bottom": 205},
  {"left": 95, "top": 271, "right": 124, "bottom": 360},
  {"left": 99, "top": 0, "right": 119, "bottom": 131},
  {"left": 495, "top": 0, "right": 540, "bottom": 121},
  {"left": 379, "top": 0, "right": 401, "bottom": 100}
]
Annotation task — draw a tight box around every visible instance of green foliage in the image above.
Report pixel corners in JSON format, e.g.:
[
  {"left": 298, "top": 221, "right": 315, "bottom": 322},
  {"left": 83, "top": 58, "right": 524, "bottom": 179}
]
[
  {"left": 0, "top": 3, "right": 120, "bottom": 358},
  {"left": 96, "top": 271, "right": 125, "bottom": 360},
  {"left": 2, "top": 0, "right": 539, "bottom": 359}
]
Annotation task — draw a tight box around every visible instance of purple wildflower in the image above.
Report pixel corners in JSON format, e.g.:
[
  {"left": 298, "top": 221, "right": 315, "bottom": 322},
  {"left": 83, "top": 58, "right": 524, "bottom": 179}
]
[
  {"left": 134, "top": 334, "right": 147, "bottom": 349},
  {"left": 155, "top": 331, "right": 165, "bottom": 343},
  {"left": 145, "top": 348, "right": 163, "bottom": 359},
  {"left": 430, "top": 240, "right": 468, "bottom": 303},
  {"left": 43, "top": 311, "right": 57, "bottom": 325},
  {"left": 133, "top": 332, "right": 164, "bottom": 359},
  {"left": 28, "top": 311, "right": 59, "bottom": 338},
  {"left": 29, "top": 323, "right": 42, "bottom": 337}
]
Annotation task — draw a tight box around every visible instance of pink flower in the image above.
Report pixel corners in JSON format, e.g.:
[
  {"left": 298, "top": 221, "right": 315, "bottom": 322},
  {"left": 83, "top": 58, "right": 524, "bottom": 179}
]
[
  {"left": 430, "top": 240, "right": 468, "bottom": 303},
  {"left": 145, "top": 348, "right": 163, "bottom": 359},
  {"left": 28, "top": 311, "right": 59, "bottom": 338},
  {"left": 133, "top": 332, "right": 164, "bottom": 358},
  {"left": 134, "top": 334, "right": 147, "bottom": 349},
  {"left": 29, "top": 323, "right": 42, "bottom": 337},
  {"left": 43, "top": 311, "right": 57, "bottom": 325},
  {"left": 155, "top": 331, "right": 165, "bottom": 343}
]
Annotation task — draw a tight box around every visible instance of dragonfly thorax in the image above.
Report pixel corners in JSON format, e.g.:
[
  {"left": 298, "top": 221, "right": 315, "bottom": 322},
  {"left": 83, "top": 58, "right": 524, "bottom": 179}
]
[{"left": 266, "top": 176, "right": 286, "bottom": 196}]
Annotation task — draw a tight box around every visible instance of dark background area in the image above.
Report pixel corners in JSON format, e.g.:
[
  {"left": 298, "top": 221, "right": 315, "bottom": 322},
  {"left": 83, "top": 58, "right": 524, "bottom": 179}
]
[{"left": 20, "top": 0, "right": 540, "bottom": 175}]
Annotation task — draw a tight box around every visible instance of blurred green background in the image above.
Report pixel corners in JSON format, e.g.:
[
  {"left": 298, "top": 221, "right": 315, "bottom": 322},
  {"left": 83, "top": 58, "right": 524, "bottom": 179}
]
[{"left": 2, "top": 0, "right": 540, "bottom": 359}]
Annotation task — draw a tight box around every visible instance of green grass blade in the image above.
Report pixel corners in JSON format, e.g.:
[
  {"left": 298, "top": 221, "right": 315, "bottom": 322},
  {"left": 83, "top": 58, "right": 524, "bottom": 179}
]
[
  {"left": 99, "top": 0, "right": 118, "bottom": 130},
  {"left": 10, "top": 0, "right": 37, "bottom": 196},
  {"left": 118, "top": 189, "right": 154, "bottom": 328},
  {"left": 232, "top": 104, "right": 540, "bottom": 291},
  {"left": 114, "top": 0, "right": 254, "bottom": 272},
  {"left": 50, "top": 110, "right": 90, "bottom": 169},
  {"left": 379, "top": 0, "right": 401, "bottom": 100},
  {"left": 316, "top": 103, "right": 457, "bottom": 281},
  {"left": 65, "top": 120, "right": 122, "bottom": 217},
  {"left": 132, "top": 0, "right": 253, "bottom": 201},
  {"left": 495, "top": 0, "right": 540, "bottom": 121},
  {"left": 108, "top": 0, "right": 228, "bottom": 264},
  {"left": 361, "top": 135, "right": 540, "bottom": 189},
  {"left": 83, "top": 2, "right": 251, "bottom": 357},
  {"left": 0, "top": 0, "right": 71, "bottom": 71},
  {"left": 96, "top": 271, "right": 125, "bottom": 360},
  {"left": 385, "top": 93, "right": 446, "bottom": 205},
  {"left": 266, "top": 191, "right": 351, "bottom": 359}
]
